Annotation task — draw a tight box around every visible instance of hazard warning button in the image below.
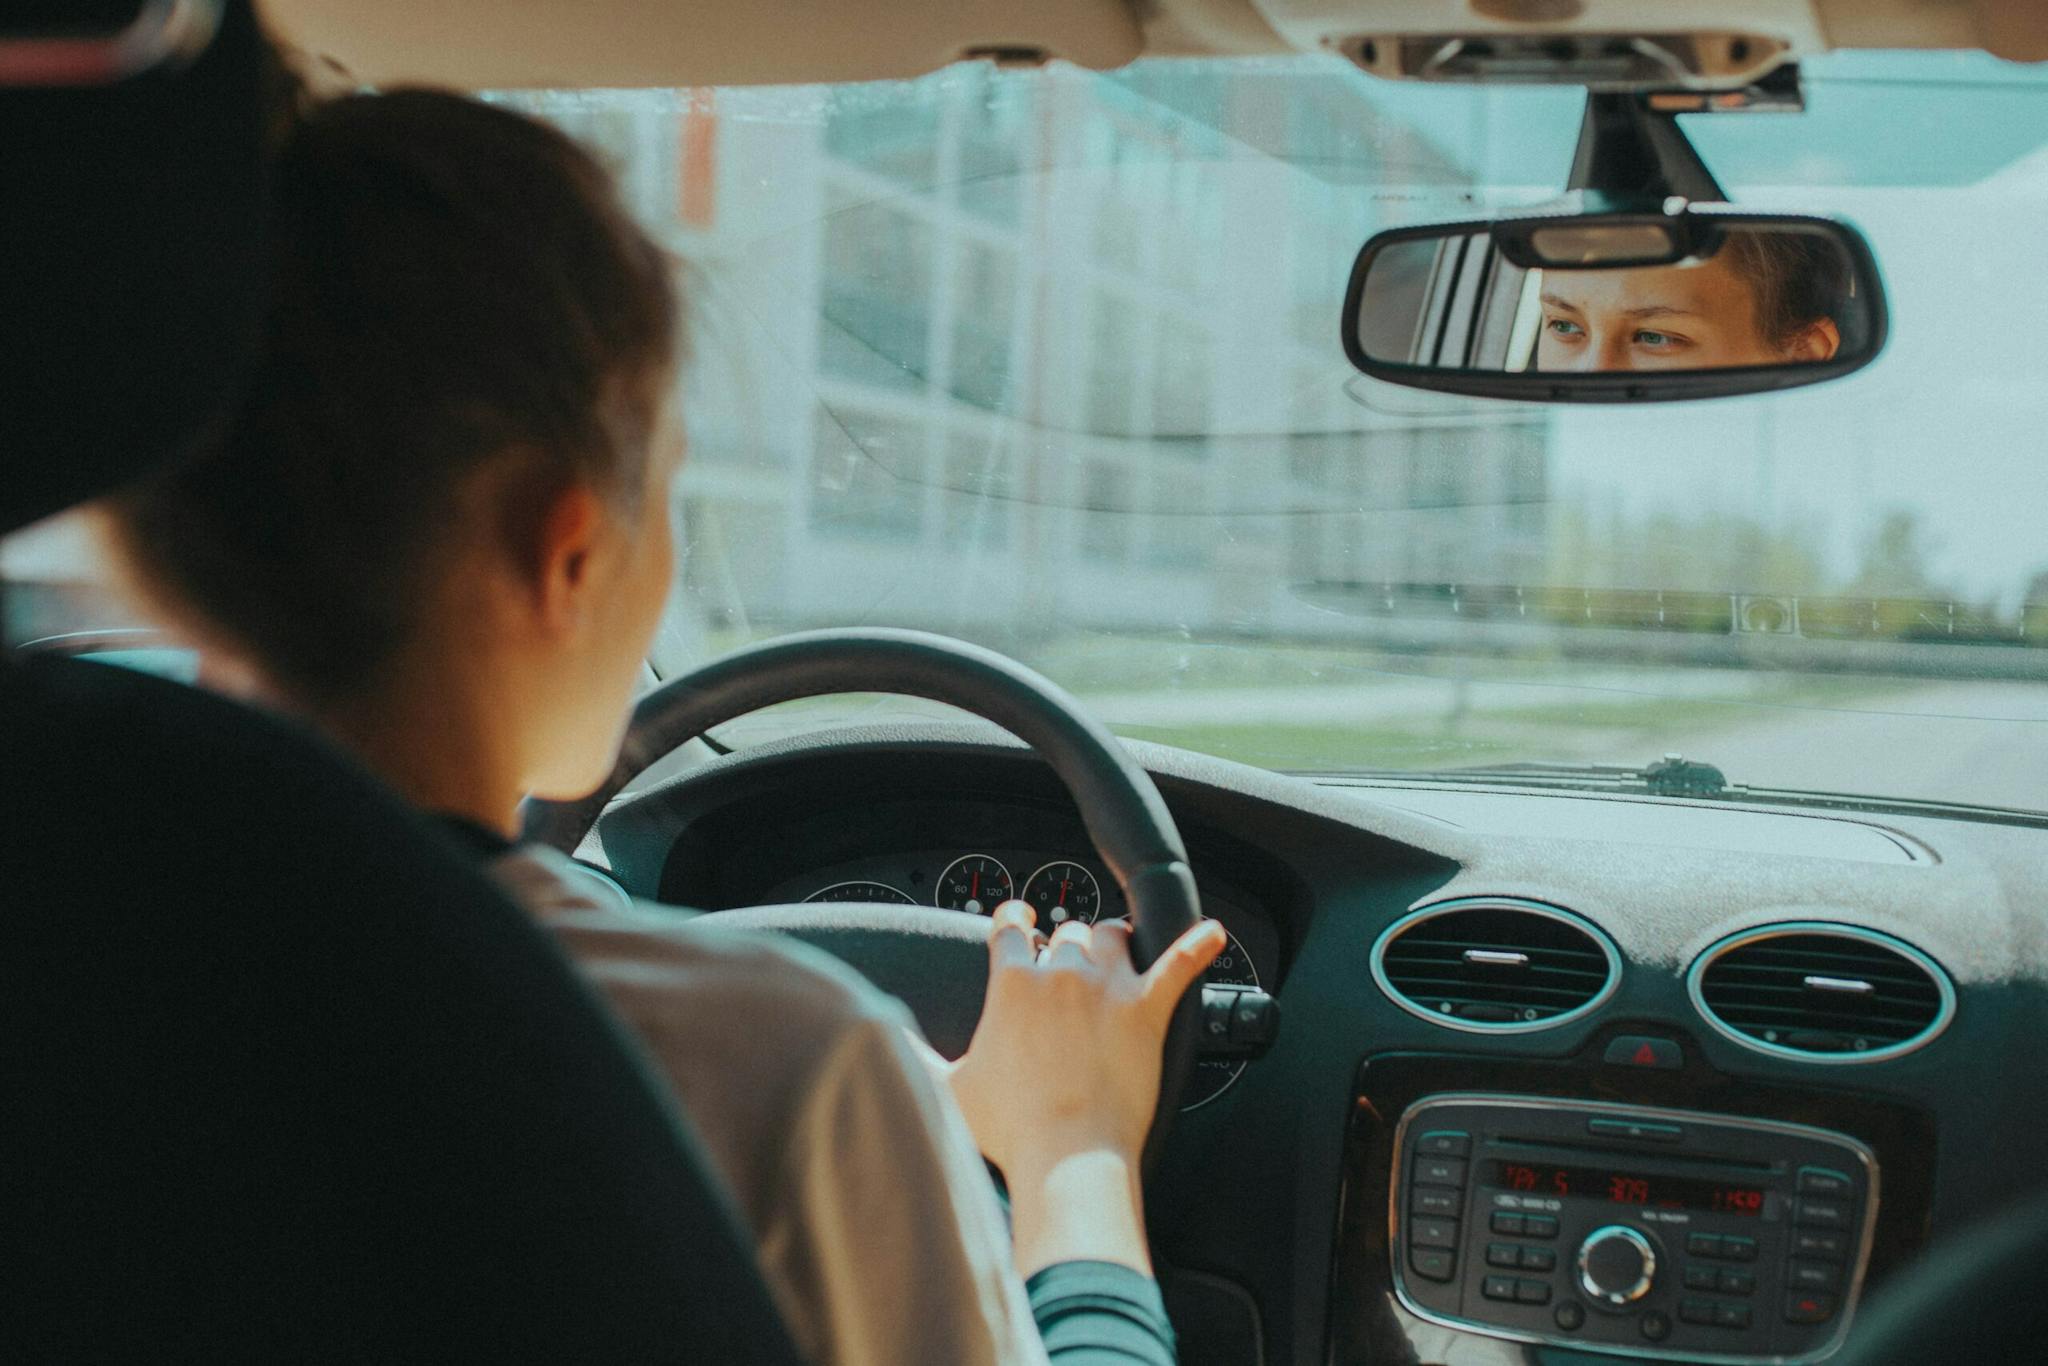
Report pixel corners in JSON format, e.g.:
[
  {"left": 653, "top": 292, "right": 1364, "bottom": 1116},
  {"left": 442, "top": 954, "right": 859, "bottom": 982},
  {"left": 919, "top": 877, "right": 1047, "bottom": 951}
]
[{"left": 1602, "top": 1035, "right": 1683, "bottom": 1070}]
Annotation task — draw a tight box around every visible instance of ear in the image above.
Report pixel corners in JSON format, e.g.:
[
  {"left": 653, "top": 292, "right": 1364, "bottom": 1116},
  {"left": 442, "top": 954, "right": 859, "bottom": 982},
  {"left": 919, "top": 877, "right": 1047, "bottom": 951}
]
[
  {"left": 1784, "top": 316, "right": 1841, "bottom": 363},
  {"left": 532, "top": 481, "right": 607, "bottom": 635}
]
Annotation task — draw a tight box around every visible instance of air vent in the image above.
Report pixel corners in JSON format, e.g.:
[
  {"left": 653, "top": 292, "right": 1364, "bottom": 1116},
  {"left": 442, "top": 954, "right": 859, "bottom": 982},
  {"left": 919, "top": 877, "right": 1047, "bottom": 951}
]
[
  {"left": 1371, "top": 898, "right": 1620, "bottom": 1033},
  {"left": 1688, "top": 924, "right": 1955, "bottom": 1063}
]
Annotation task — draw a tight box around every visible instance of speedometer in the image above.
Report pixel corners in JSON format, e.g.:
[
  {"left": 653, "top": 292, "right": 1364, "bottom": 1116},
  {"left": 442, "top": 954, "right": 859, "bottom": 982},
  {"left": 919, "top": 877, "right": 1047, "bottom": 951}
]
[
  {"left": 804, "top": 880, "right": 916, "bottom": 905},
  {"left": 935, "top": 855, "right": 1013, "bottom": 914},
  {"left": 1183, "top": 926, "right": 1259, "bottom": 1111}
]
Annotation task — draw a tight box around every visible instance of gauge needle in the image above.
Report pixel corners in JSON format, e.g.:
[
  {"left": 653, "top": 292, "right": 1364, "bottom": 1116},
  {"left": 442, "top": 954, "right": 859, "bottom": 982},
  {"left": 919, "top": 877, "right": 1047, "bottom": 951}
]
[{"left": 970, "top": 871, "right": 980, "bottom": 902}]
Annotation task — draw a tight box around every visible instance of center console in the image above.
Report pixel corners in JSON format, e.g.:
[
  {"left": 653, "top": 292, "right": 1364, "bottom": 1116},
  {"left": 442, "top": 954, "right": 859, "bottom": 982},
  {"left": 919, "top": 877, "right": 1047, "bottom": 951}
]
[{"left": 1390, "top": 1094, "right": 1878, "bottom": 1363}]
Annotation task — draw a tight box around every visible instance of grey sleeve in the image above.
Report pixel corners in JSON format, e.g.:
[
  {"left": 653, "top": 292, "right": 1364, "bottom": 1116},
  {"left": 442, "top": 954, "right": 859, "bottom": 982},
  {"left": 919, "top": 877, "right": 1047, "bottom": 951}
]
[{"left": 758, "top": 1014, "right": 1051, "bottom": 1366}]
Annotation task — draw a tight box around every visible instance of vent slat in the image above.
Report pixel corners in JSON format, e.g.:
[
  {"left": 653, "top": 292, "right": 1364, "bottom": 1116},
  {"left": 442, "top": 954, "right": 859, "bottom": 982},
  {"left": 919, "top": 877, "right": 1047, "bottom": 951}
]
[
  {"left": 1695, "top": 930, "right": 1949, "bottom": 1060},
  {"left": 1376, "top": 903, "right": 1616, "bottom": 1031},
  {"left": 1385, "top": 946, "right": 1605, "bottom": 969},
  {"left": 1381, "top": 956, "right": 1608, "bottom": 983}
]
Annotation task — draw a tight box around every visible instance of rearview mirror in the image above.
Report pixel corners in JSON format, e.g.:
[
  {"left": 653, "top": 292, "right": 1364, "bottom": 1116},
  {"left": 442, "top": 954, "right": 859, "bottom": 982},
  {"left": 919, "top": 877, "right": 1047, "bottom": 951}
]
[{"left": 1341, "top": 207, "right": 1887, "bottom": 402}]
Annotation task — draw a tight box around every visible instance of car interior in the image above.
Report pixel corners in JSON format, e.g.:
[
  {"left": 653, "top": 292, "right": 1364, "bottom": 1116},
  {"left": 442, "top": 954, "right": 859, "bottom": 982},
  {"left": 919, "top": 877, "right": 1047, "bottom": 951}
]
[{"left": 8, "top": 1, "right": 2048, "bottom": 1363}]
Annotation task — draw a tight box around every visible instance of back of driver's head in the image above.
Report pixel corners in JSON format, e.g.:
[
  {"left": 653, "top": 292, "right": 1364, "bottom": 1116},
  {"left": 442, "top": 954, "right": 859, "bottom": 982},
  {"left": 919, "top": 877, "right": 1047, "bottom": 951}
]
[{"left": 107, "top": 88, "right": 681, "bottom": 704}]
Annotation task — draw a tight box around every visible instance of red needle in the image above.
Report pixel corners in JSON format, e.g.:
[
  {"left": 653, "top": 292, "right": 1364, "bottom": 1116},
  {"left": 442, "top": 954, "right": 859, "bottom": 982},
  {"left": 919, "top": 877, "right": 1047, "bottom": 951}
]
[
  {"left": 1059, "top": 879, "right": 1070, "bottom": 907},
  {"left": 970, "top": 870, "right": 980, "bottom": 902}
]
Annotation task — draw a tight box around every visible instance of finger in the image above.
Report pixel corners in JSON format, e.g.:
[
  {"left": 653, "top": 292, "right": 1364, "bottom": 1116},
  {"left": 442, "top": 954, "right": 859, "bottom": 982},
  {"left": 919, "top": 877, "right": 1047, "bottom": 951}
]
[
  {"left": 1140, "top": 918, "right": 1228, "bottom": 1008},
  {"left": 988, "top": 901, "right": 1039, "bottom": 971},
  {"left": 1082, "top": 916, "right": 1134, "bottom": 968},
  {"left": 1043, "top": 919, "right": 1094, "bottom": 967}
]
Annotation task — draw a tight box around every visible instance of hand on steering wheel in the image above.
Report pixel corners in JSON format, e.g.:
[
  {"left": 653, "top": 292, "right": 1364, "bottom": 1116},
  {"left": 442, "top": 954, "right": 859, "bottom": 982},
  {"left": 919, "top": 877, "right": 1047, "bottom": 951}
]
[{"left": 945, "top": 903, "right": 1225, "bottom": 1181}]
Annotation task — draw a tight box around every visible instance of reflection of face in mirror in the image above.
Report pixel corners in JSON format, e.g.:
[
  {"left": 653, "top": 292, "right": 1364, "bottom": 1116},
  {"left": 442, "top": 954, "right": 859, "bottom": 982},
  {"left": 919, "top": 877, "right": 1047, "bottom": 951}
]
[{"left": 1535, "top": 232, "right": 1845, "bottom": 372}]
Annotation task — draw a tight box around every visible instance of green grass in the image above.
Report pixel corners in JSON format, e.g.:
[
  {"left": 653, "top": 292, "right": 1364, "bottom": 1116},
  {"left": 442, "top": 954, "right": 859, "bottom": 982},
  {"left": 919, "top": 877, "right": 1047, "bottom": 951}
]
[
  {"left": 1109, "top": 720, "right": 1522, "bottom": 771},
  {"left": 1107, "top": 676, "right": 1898, "bottom": 773}
]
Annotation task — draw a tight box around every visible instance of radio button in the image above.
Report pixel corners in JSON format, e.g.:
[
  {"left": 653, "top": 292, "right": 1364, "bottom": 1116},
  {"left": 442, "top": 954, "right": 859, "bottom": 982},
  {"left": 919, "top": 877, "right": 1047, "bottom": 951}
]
[
  {"left": 1685, "top": 1265, "right": 1718, "bottom": 1291},
  {"left": 1521, "top": 1247, "right": 1558, "bottom": 1273},
  {"left": 1411, "top": 1217, "right": 1460, "bottom": 1249},
  {"left": 1715, "top": 1302, "right": 1753, "bottom": 1329},
  {"left": 1414, "top": 1157, "right": 1467, "bottom": 1188},
  {"left": 1409, "top": 1247, "right": 1456, "bottom": 1282},
  {"left": 1719, "top": 1268, "right": 1757, "bottom": 1296},
  {"left": 1785, "top": 1292, "right": 1839, "bottom": 1325},
  {"left": 1687, "top": 1232, "right": 1724, "bottom": 1258},
  {"left": 1795, "top": 1198, "right": 1851, "bottom": 1230},
  {"left": 1554, "top": 1300, "right": 1586, "bottom": 1332},
  {"left": 1524, "top": 1214, "right": 1560, "bottom": 1239},
  {"left": 1720, "top": 1235, "right": 1759, "bottom": 1262},
  {"left": 1490, "top": 1212, "right": 1526, "bottom": 1235},
  {"left": 1641, "top": 1311, "right": 1672, "bottom": 1342},
  {"left": 1793, "top": 1229, "right": 1849, "bottom": 1260},
  {"left": 1415, "top": 1130, "right": 1472, "bottom": 1158},
  {"left": 1515, "top": 1279, "right": 1552, "bottom": 1305},
  {"left": 1680, "top": 1298, "right": 1718, "bottom": 1326},
  {"left": 1482, "top": 1275, "right": 1518, "bottom": 1302},
  {"left": 1486, "top": 1243, "right": 1521, "bottom": 1268},
  {"left": 1787, "top": 1260, "right": 1841, "bottom": 1293},
  {"left": 1413, "top": 1187, "right": 1462, "bottom": 1218},
  {"left": 1798, "top": 1166, "right": 1853, "bottom": 1197}
]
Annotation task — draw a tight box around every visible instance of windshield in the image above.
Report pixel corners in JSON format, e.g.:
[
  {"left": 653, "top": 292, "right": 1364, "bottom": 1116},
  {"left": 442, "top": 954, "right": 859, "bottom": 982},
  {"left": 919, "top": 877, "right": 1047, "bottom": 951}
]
[{"left": 10, "top": 50, "right": 2048, "bottom": 812}]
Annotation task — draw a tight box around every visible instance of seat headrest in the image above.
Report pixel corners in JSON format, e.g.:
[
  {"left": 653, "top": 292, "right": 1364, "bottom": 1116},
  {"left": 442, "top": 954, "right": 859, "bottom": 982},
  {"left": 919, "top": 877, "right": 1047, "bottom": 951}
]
[{"left": 0, "top": 0, "right": 269, "bottom": 535}]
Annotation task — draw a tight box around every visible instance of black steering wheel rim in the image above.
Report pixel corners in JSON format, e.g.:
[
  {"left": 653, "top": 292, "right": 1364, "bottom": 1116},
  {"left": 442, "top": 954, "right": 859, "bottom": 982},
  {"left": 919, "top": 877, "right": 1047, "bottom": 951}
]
[{"left": 522, "top": 627, "right": 1205, "bottom": 1153}]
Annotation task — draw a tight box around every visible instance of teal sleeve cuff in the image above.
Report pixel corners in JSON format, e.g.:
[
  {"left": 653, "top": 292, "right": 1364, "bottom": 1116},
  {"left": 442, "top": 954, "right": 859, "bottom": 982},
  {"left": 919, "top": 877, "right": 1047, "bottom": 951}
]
[{"left": 1025, "top": 1259, "right": 1177, "bottom": 1365}]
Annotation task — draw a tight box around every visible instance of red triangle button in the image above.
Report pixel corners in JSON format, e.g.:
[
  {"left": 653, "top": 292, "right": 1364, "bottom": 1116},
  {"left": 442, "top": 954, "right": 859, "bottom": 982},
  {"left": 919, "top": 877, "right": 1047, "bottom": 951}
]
[{"left": 1632, "top": 1043, "right": 1659, "bottom": 1066}]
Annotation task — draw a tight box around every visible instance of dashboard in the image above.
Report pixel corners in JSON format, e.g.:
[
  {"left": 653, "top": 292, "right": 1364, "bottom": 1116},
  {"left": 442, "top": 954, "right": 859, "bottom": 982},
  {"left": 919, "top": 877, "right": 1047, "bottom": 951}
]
[{"left": 589, "top": 720, "right": 2048, "bottom": 1366}]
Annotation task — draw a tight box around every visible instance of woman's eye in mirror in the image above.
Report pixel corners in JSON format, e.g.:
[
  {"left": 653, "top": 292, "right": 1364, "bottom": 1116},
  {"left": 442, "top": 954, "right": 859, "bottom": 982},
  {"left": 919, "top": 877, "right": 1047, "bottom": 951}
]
[{"left": 1347, "top": 216, "right": 1882, "bottom": 395}]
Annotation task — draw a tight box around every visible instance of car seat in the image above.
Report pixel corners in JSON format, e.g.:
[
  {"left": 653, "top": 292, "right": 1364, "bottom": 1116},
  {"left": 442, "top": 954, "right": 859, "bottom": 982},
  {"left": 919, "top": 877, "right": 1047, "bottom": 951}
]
[{"left": 0, "top": 5, "right": 804, "bottom": 1360}]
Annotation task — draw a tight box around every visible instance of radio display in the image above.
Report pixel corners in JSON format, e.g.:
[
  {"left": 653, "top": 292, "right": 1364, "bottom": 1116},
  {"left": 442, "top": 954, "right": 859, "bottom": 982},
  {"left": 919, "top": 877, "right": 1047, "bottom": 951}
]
[{"left": 1488, "top": 1160, "right": 1766, "bottom": 1216}]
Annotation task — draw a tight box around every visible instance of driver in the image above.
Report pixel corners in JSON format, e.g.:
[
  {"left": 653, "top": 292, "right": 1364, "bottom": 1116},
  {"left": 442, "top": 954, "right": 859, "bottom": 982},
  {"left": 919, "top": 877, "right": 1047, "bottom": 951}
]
[
  {"left": 95, "top": 86, "right": 1221, "bottom": 1365},
  {"left": 1534, "top": 229, "right": 1846, "bottom": 371}
]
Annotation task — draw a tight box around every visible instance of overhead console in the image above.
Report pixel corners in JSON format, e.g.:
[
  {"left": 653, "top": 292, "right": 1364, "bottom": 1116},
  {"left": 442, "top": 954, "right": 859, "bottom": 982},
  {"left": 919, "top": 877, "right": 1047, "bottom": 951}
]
[{"left": 1391, "top": 1095, "right": 1874, "bottom": 1361}]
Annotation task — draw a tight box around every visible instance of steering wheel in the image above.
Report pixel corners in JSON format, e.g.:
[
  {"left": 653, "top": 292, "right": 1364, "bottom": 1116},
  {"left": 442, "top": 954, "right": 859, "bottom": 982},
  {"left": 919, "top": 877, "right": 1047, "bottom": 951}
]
[{"left": 521, "top": 627, "right": 1205, "bottom": 1157}]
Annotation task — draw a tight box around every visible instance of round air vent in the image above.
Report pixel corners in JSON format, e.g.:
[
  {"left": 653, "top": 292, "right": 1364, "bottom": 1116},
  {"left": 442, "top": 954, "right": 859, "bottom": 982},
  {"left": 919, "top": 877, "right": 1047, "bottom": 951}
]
[
  {"left": 1687, "top": 923, "right": 1955, "bottom": 1064},
  {"left": 1371, "top": 897, "right": 1621, "bottom": 1033}
]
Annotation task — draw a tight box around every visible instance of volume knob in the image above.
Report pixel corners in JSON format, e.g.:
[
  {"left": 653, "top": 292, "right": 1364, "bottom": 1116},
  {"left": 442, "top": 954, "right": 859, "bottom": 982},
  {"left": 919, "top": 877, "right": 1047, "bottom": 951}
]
[{"left": 1577, "top": 1225, "right": 1657, "bottom": 1306}]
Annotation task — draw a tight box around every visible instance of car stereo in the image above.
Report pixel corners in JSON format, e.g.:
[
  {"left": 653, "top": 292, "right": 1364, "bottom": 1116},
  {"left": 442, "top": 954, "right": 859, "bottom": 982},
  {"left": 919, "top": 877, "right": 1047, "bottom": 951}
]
[{"left": 1390, "top": 1094, "right": 1877, "bottom": 1363}]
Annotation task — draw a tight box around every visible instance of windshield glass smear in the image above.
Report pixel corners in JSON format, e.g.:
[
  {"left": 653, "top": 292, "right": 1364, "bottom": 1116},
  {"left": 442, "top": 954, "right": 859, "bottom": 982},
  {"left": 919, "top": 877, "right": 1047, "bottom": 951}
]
[{"left": 476, "top": 53, "right": 2048, "bottom": 813}]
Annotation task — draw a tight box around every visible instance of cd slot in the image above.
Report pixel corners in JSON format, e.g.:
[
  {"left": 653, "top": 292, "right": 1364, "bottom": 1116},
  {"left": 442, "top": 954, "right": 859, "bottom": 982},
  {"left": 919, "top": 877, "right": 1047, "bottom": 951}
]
[{"left": 1490, "top": 1134, "right": 1778, "bottom": 1176}]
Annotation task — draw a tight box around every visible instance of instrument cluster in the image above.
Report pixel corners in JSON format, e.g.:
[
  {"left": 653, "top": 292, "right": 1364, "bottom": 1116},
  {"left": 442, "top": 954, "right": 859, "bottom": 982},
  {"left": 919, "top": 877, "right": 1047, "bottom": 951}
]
[{"left": 777, "top": 847, "right": 1276, "bottom": 1109}]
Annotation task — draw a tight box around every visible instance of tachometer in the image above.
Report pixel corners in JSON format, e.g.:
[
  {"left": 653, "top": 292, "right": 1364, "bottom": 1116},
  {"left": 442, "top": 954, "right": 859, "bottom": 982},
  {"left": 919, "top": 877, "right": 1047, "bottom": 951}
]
[
  {"left": 1021, "top": 861, "right": 1102, "bottom": 928},
  {"left": 935, "top": 855, "right": 1013, "bottom": 915},
  {"left": 804, "top": 880, "right": 916, "bottom": 905}
]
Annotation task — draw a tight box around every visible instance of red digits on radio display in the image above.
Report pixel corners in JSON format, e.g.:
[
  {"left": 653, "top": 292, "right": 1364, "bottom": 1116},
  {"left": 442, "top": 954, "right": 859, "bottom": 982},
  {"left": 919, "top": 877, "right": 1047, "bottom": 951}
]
[
  {"left": 1714, "top": 1187, "right": 1765, "bottom": 1215},
  {"left": 1504, "top": 1163, "right": 1537, "bottom": 1192},
  {"left": 1609, "top": 1176, "right": 1651, "bottom": 1205}
]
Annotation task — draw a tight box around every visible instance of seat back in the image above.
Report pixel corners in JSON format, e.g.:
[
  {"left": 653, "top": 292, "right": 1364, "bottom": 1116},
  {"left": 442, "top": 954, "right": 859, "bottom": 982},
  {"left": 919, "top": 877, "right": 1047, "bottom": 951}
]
[{"left": 1, "top": 5, "right": 803, "bottom": 1360}]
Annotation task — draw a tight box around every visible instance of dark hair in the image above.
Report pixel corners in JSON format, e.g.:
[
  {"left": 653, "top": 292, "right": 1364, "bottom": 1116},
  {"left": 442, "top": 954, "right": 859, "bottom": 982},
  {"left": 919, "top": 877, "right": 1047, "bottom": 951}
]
[
  {"left": 1720, "top": 228, "right": 1849, "bottom": 349},
  {"left": 109, "top": 89, "right": 679, "bottom": 702}
]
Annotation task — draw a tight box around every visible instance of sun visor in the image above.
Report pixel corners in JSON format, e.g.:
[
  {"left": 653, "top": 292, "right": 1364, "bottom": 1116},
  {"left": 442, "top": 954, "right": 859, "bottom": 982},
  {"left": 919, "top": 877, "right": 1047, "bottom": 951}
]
[{"left": 260, "top": 0, "right": 1142, "bottom": 89}]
